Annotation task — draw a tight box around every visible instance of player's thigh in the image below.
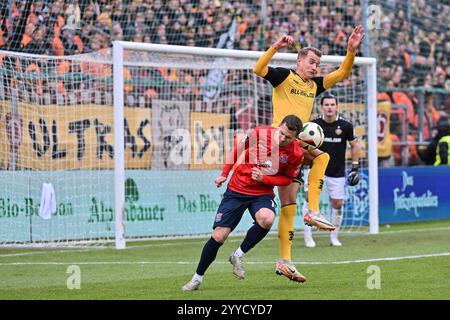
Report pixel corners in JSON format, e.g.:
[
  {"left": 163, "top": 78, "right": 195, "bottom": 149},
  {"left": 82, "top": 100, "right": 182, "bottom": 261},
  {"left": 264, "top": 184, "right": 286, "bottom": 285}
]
[
  {"left": 278, "top": 183, "right": 300, "bottom": 205},
  {"left": 213, "top": 189, "right": 249, "bottom": 235},
  {"left": 302, "top": 146, "right": 324, "bottom": 165},
  {"left": 325, "top": 176, "right": 345, "bottom": 208},
  {"left": 248, "top": 195, "right": 276, "bottom": 229}
]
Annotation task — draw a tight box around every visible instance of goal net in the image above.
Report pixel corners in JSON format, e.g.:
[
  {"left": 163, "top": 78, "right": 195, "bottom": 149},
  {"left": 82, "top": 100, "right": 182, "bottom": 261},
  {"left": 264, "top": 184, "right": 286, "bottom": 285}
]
[
  {"left": 113, "top": 41, "right": 378, "bottom": 248},
  {"left": 0, "top": 49, "right": 118, "bottom": 247},
  {"left": 0, "top": 43, "right": 377, "bottom": 248}
]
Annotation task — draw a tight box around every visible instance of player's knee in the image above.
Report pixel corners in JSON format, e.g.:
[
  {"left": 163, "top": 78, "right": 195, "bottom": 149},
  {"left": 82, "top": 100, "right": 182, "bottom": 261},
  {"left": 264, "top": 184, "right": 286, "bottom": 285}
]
[
  {"left": 331, "top": 199, "right": 343, "bottom": 209},
  {"left": 256, "top": 210, "right": 275, "bottom": 229},
  {"left": 258, "top": 219, "right": 273, "bottom": 229},
  {"left": 212, "top": 228, "right": 230, "bottom": 243}
]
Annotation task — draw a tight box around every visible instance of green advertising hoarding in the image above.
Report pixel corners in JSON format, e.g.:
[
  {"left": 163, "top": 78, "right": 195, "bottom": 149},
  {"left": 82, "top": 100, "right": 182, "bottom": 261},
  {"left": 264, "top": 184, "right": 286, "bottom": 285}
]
[{"left": 0, "top": 170, "right": 332, "bottom": 243}]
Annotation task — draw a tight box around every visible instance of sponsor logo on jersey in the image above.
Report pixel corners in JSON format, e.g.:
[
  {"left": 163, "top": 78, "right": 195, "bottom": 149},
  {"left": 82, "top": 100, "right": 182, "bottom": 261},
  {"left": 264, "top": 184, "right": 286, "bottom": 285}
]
[
  {"left": 258, "top": 159, "right": 273, "bottom": 168},
  {"left": 290, "top": 88, "right": 315, "bottom": 98},
  {"left": 324, "top": 137, "right": 342, "bottom": 143}
]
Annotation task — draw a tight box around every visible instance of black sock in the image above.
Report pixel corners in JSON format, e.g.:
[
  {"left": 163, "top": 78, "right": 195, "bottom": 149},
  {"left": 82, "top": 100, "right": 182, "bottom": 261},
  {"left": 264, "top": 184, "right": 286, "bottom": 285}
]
[
  {"left": 196, "top": 237, "right": 223, "bottom": 276},
  {"left": 240, "top": 223, "right": 270, "bottom": 253}
]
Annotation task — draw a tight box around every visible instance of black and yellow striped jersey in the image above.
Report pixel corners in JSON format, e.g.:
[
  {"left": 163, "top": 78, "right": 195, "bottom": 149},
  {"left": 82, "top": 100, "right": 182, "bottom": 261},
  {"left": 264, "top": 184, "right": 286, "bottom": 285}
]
[
  {"left": 262, "top": 67, "right": 326, "bottom": 126},
  {"left": 253, "top": 47, "right": 355, "bottom": 127}
]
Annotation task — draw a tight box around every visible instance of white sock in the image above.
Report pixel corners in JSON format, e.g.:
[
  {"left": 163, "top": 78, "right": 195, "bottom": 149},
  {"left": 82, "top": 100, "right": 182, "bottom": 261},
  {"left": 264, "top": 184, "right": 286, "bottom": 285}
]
[
  {"left": 330, "top": 208, "right": 342, "bottom": 238},
  {"left": 302, "top": 201, "right": 309, "bottom": 215},
  {"left": 193, "top": 273, "right": 203, "bottom": 282},
  {"left": 304, "top": 224, "right": 313, "bottom": 237},
  {"left": 233, "top": 247, "right": 245, "bottom": 258}
]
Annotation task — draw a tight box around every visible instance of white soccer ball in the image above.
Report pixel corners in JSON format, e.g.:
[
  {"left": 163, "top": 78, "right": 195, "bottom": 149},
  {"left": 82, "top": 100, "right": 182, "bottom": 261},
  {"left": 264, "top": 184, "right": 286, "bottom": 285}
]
[{"left": 298, "top": 122, "right": 324, "bottom": 150}]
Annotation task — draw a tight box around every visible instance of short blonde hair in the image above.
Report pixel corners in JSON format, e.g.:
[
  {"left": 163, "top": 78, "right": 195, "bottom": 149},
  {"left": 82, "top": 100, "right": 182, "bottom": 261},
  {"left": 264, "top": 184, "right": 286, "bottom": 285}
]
[{"left": 297, "top": 47, "right": 323, "bottom": 60}]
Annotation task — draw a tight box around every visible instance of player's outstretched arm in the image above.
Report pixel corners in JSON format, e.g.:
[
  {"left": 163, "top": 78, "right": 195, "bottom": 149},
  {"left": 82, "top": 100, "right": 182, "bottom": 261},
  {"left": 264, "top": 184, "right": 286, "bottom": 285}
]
[
  {"left": 323, "top": 25, "right": 365, "bottom": 89},
  {"left": 253, "top": 35, "right": 293, "bottom": 77}
]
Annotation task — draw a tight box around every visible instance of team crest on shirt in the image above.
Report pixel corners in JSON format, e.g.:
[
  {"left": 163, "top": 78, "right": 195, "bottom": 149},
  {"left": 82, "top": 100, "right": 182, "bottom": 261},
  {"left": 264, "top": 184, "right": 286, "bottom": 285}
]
[
  {"left": 258, "top": 159, "right": 277, "bottom": 175},
  {"left": 215, "top": 213, "right": 223, "bottom": 222},
  {"left": 279, "top": 155, "right": 287, "bottom": 163},
  {"left": 335, "top": 127, "right": 343, "bottom": 135}
]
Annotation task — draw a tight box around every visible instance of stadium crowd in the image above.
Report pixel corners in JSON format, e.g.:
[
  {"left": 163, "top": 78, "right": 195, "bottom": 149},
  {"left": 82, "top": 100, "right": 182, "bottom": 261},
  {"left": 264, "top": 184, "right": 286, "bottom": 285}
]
[{"left": 0, "top": 0, "right": 449, "bottom": 166}]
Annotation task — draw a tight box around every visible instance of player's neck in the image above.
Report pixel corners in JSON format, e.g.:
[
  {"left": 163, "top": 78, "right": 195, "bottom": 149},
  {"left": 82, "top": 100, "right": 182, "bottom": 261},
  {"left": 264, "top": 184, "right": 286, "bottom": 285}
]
[{"left": 324, "top": 113, "right": 338, "bottom": 123}]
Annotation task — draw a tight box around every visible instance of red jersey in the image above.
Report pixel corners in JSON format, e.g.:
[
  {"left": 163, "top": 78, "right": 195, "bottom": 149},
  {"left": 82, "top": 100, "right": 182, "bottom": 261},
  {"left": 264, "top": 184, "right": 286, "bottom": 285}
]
[{"left": 221, "top": 126, "right": 304, "bottom": 196}]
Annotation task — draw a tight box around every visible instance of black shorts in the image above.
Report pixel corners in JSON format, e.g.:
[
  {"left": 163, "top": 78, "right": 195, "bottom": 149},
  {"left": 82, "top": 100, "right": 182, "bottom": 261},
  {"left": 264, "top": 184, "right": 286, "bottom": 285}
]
[
  {"left": 293, "top": 166, "right": 304, "bottom": 184},
  {"left": 213, "top": 188, "right": 277, "bottom": 231}
]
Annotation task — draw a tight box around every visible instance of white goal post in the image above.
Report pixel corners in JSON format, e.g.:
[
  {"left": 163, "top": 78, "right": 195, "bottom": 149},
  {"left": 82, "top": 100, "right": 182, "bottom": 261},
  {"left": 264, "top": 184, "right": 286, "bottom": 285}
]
[{"left": 112, "top": 41, "right": 378, "bottom": 249}]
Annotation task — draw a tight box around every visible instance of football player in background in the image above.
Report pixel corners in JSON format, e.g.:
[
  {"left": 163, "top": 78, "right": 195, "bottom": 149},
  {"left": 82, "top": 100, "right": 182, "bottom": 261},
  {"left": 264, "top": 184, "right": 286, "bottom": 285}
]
[{"left": 303, "top": 94, "right": 361, "bottom": 247}]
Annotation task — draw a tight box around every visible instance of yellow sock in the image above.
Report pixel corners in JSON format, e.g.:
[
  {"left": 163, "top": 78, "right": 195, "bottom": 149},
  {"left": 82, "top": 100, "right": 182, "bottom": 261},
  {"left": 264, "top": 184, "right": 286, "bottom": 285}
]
[
  {"left": 277, "top": 204, "right": 297, "bottom": 261},
  {"left": 307, "top": 152, "right": 330, "bottom": 212}
]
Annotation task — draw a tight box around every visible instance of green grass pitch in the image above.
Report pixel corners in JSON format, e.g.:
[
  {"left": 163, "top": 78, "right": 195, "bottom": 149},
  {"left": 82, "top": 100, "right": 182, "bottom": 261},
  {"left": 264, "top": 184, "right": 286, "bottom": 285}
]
[{"left": 1, "top": 219, "right": 449, "bottom": 300}]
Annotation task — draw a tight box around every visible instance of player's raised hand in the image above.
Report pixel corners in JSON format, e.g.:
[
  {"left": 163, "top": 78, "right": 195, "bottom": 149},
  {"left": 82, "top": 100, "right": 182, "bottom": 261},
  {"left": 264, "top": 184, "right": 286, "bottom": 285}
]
[
  {"left": 215, "top": 176, "right": 227, "bottom": 188},
  {"left": 347, "top": 25, "right": 365, "bottom": 52},
  {"left": 272, "top": 35, "right": 294, "bottom": 50},
  {"left": 251, "top": 167, "right": 263, "bottom": 182}
]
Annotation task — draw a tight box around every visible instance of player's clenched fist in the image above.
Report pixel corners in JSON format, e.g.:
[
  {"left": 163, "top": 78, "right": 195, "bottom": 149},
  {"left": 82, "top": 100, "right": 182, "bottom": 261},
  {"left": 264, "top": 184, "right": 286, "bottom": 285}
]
[
  {"left": 251, "top": 167, "right": 263, "bottom": 182},
  {"left": 272, "top": 35, "right": 294, "bottom": 50},
  {"left": 215, "top": 176, "right": 227, "bottom": 188}
]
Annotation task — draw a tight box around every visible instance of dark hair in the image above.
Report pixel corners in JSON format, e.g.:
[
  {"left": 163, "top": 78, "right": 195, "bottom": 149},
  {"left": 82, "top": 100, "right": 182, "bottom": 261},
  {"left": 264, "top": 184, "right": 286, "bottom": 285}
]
[
  {"left": 320, "top": 94, "right": 338, "bottom": 106},
  {"left": 280, "top": 115, "right": 303, "bottom": 135},
  {"left": 437, "top": 116, "right": 450, "bottom": 137}
]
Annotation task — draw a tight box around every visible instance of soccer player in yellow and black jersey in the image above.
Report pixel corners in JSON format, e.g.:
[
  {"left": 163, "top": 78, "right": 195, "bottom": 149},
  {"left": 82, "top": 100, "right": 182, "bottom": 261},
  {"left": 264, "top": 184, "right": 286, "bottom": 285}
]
[{"left": 253, "top": 25, "right": 365, "bottom": 282}]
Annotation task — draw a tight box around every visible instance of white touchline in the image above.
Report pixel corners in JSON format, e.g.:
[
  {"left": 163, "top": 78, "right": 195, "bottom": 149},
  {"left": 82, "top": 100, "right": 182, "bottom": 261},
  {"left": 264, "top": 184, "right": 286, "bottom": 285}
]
[
  {"left": 0, "top": 248, "right": 104, "bottom": 258},
  {"left": 301, "top": 252, "right": 450, "bottom": 265},
  {"left": 0, "top": 252, "right": 449, "bottom": 266},
  {"left": 1, "top": 225, "right": 449, "bottom": 258}
]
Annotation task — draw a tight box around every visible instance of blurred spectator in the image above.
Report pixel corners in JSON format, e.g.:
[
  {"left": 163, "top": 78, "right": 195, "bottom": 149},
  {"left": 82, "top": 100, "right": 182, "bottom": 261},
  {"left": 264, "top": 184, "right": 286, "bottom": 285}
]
[
  {"left": 60, "top": 25, "right": 83, "bottom": 55},
  {"left": 418, "top": 116, "right": 450, "bottom": 165},
  {"left": 0, "top": 0, "right": 447, "bottom": 164},
  {"left": 413, "top": 92, "right": 441, "bottom": 140},
  {"left": 1, "top": 1, "right": 448, "bottom": 90},
  {"left": 25, "top": 24, "right": 52, "bottom": 54}
]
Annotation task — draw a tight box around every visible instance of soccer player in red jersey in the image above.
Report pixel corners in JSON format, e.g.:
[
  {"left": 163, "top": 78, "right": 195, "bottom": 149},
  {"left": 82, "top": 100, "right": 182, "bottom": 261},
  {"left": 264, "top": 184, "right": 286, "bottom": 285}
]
[{"left": 182, "top": 115, "right": 304, "bottom": 291}]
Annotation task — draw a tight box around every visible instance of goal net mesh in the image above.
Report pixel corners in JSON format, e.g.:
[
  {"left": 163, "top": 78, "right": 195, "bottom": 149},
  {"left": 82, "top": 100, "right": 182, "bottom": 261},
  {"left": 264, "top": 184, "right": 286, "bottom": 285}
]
[{"left": 0, "top": 46, "right": 370, "bottom": 247}]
